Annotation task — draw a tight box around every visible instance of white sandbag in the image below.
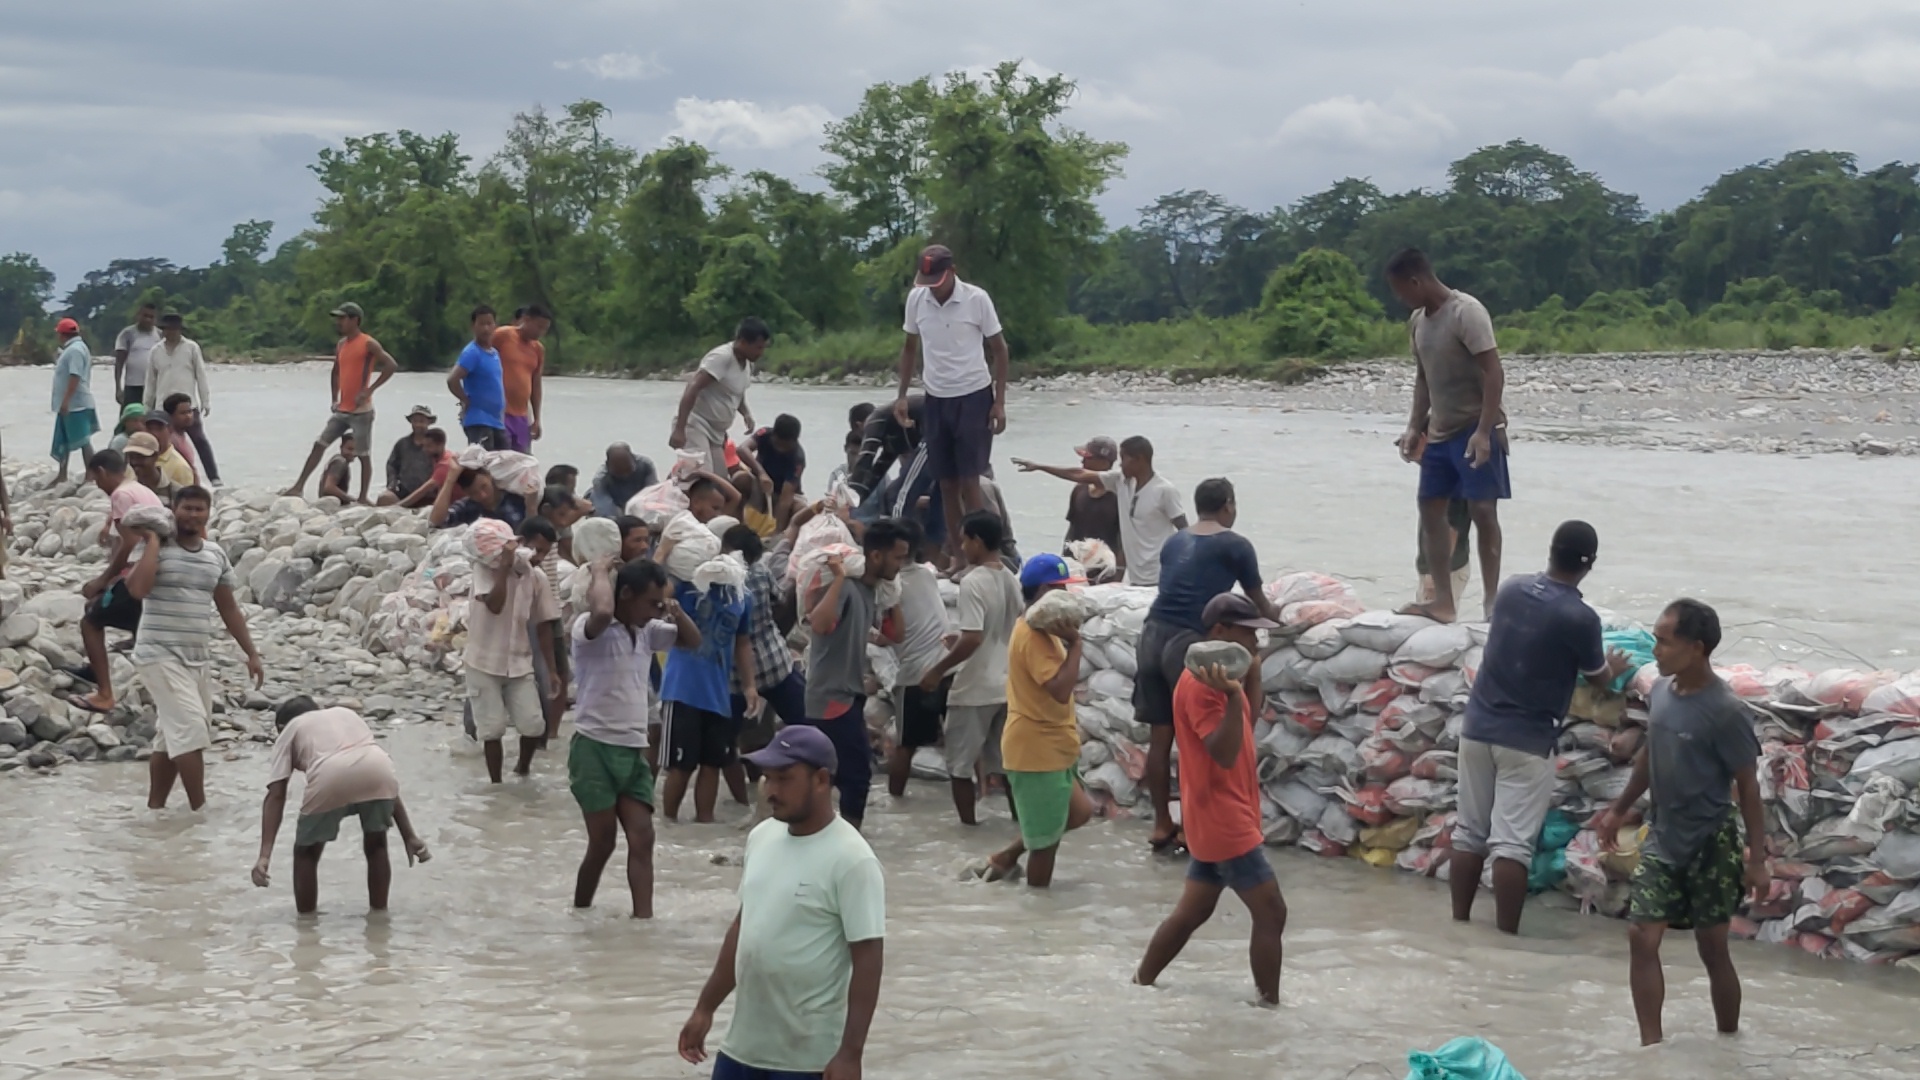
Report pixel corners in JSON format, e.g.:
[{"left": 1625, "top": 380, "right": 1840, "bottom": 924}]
[
  {"left": 625, "top": 481, "right": 690, "bottom": 530},
  {"left": 660, "top": 511, "right": 721, "bottom": 582},
  {"left": 1861, "top": 672, "right": 1920, "bottom": 717},
  {"left": 1294, "top": 621, "right": 1350, "bottom": 661},
  {"left": 1081, "top": 615, "right": 1116, "bottom": 643},
  {"left": 1088, "top": 669, "right": 1134, "bottom": 701},
  {"left": 1105, "top": 640, "right": 1138, "bottom": 677},
  {"left": 464, "top": 519, "right": 516, "bottom": 567},
  {"left": 1305, "top": 645, "right": 1390, "bottom": 685},
  {"left": 1872, "top": 831, "right": 1920, "bottom": 880},
  {"left": 570, "top": 517, "right": 620, "bottom": 563},
  {"left": 1261, "top": 646, "right": 1309, "bottom": 692},
  {"left": 1258, "top": 723, "right": 1309, "bottom": 762},
  {"left": 693, "top": 552, "right": 748, "bottom": 594},
  {"left": 1082, "top": 648, "right": 1109, "bottom": 674},
  {"left": 1026, "top": 590, "right": 1093, "bottom": 637},
  {"left": 119, "top": 504, "right": 176, "bottom": 539},
  {"left": 1394, "top": 623, "right": 1475, "bottom": 668},
  {"left": 1418, "top": 669, "right": 1470, "bottom": 705},
  {"left": 1297, "top": 734, "right": 1359, "bottom": 776},
  {"left": 1268, "top": 779, "right": 1329, "bottom": 824},
  {"left": 1850, "top": 741, "right": 1920, "bottom": 787},
  {"left": 1318, "top": 802, "right": 1361, "bottom": 845},
  {"left": 1084, "top": 761, "right": 1137, "bottom": 804},
  {"left": 1340, "top": 611, "right": 1435, "bottom": 653}
]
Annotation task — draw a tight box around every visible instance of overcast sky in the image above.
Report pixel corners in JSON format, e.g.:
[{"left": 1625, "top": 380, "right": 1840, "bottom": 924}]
[{"left": 5, "top": 0, "right": 1916, "bottom": 291}]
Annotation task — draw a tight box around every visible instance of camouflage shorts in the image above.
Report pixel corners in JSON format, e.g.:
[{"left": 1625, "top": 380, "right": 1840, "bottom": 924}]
[{"left": 1628, "top": 816, "right": 1744, "bottom": 930}]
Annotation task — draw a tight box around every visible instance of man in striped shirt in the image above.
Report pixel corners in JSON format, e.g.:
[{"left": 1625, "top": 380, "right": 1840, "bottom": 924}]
[{"left": 125, "top": 485, "right": 265, "bottom": 811}]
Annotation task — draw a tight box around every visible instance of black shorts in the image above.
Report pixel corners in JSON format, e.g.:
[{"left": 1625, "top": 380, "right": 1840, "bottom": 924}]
[
  {"left": 85, "top": 582, "right": 143, "bottom": 633},
  {"left": 922, "top": 386, "right": 994, "bottom": 482},
  {"left": 1133, "top": 617, "right": 1200, "bottom": 727},
  {"left": 662, "top": 701, "right": 737, "bottom": 772},
  {"left": 896, "top": 677, "right": 950, "bottom": 749},
  {"left": 465, "top": 425, "right": 509, "bottom": 451}
]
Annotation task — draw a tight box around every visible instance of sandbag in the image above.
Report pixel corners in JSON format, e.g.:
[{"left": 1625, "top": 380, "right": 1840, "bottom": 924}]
[
  {"left": 1340, "top": 611, "right": 1436, "bottom": 653},
  {"left": 1862, "top": 672, "right": 1920, "bottom": 717},
  {"left": 1268, "top": 780, "right": 1329, "bottom": 824},
  {"left": 693, "top": 552, "right": 748, "bottom": 594},
  {"left": 570, "top": 517, "right": 620, "bottom": 563},
  {"left": 464, "top": 518, "right": 516, "bottom": 567},
  {"left": 1306, "top": 645, "right": 1390, "bottom": 685},
  {"left": 1294, "top": 621, "right": 1349, "bottom": 661},
  {"left": 1261, "top": 647, "right": 1310, "bottom": 692},
  {"left": 1394, "top": 623, "right": 1474, "bottom": 669},
  {"left": 625, "top": 481, "right": 690, "bottom": 530},
  {"left": 1088, "top": 669, "right": 1134, "bottom": 701},
  {"left": 1105, "top": 641, "right": 1138, "bottom": 677},
  {"left": 1185, "top": 640, "right": 1252, "bottom": 681},
  {"left": 660, "top": 511, "right": 721, "bottom": 582},
  {"left": 1027, "top": 590, "right": 1093, "bottom": 638},
  {"left": 119, "top": 504, "right": 176, "bottom": 539},
  {"left": 1850, "top": 742, "right": 1920, "bottom": 787},
  {"left": 1406, "top": 1036, "right": 1526, "bottom": 1080}
]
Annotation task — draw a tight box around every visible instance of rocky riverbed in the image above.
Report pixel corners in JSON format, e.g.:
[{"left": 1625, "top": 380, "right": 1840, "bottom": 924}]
[{"left": 0, "top": 460, "right": 463, "bottom": 774}]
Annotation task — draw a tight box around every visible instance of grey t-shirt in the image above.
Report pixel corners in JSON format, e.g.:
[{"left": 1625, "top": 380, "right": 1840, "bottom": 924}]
[
  {"left": 805, "top": 578, "right": 877, "bottom": 718},
  {"left": 947, "top": 563, "right": 1023, "bottom": 707},
  {"left": 1462, "top": 573, "right": 1606, "bottom": 757},
  {"left": 1410, "top": 290, "right": 1502, "bottom": 440},
  {"left": 1644, "top": 676, "right": 1761, "bottom": 864}
]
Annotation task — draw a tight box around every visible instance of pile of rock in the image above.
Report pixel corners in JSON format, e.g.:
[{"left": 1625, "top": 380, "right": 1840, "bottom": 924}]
[{"left": 0, "top": 460, "right": 464, "bottom": 773}]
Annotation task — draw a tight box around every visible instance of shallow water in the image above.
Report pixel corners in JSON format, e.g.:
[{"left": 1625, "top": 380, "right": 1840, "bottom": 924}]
[
  {"left": 6, "top": 362, "right": 1918, "bottom": 665},
  {"left": 3, "top": 724, "right": 1919, "bottom": 1080}
]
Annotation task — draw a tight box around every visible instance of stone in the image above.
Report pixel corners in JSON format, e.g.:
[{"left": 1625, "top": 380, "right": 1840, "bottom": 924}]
[
  {"left": 0, "top": 668, "right": 19, "bottom": 693},
  {"left": 58, "top": 735, "right": 99, "bottom": 761},
  {"left": 104, "top": 745, "right": 140, "bottom": 762},
  {"left": 25, "top": 745, "right": 59, "bottom": 768},
  {"left": 0, "top": 613, "right": 40, "bottom": 647},
  {"left": 29, "top": 706, "right": 74, "bottom": 744},
  {"left": 364, "top": 694, "right": 399, "bottom": 720},
  {"left": 20, "top": 589, "right": 83, "bottom": 625},
  {"left": 86, "top": 723, "right": 123, "bottom": 749},
  {"left": 292, "top": 536, "right": 323, "bottom": 560},
  {"left": 310, "top": 562, "right": 354, "bottom": 593},
  {"left": 0, "top": 580, "right": 23, "bottom": 619},
  {"left": 31, "top": 636, "right": 79, "bottom": 670},
  {"left": 0, "top": 716, "right": 28, "bottom": 748},
  {"left": 33, "top": 531, "right": 63, "bottom": 557},
  {"left": 248, "top": 557, "right": 288, "bottom": 599}
]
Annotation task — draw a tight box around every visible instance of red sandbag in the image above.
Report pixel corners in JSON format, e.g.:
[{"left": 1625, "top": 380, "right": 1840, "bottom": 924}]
[
  {"left": 1352, "top": 678, "right": 1402, "bottom": 712},
  {"left": 1343, "top": 785, "right": 1396, "bottom": 826},
  {"left": 1818, "top": 888, "right": 1875, "bottom": 934}
]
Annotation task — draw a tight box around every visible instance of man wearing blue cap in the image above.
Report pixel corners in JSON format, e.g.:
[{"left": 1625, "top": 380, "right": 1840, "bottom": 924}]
[{"left": 680, "top": 725, "right": 886, "bottom": 1080}]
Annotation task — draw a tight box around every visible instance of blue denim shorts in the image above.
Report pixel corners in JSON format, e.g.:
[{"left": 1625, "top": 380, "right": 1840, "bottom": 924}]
[
  {"left": 1187, "top": 846, "right": 1276, "bottom": 891},
  {"left": 1418, "top": 429, "right": 1511, "bottom": 502}
]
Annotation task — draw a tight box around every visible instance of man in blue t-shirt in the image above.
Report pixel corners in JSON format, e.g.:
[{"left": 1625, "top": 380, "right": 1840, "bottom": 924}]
[
  {"left": 1135, "top": 477, "right": 1280, "bottom": 853},
  {"left": 447, "top": 305, "right": 508, "bottom": 450},
  {"left": 659, "top": 577, "right": 755, "bottom": 823},
  {"left": 1452, "top": 519, "right": 1628, "bottom": 934}
]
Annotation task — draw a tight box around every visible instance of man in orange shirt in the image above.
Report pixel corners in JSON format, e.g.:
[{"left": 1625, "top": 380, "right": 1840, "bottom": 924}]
[
  {"left": 283, "top": 302, "right": 397, "bottom": 502},
  {"left": 494, "top": 304, "right": 552, "bottom": 453},
  {"left": 1134, "top": 592, "right": 1290, "bottom": 1005}
]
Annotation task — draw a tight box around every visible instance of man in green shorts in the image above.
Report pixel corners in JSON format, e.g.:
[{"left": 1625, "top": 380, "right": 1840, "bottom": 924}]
[
  {"left": 1592, "top": 598, "right": 1767, "bottom": 1046},
  {"left": 569, "top": 556, "right": 699, "bottom": 918},
  {"left": 252, "top": 697, "right": 430, "bottom": 914},
  {"left": 982, "top": 553, "right": 1092, "bottom": 887}
]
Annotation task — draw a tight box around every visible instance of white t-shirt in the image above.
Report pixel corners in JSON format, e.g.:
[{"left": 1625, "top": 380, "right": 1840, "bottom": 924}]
[
  {"left": 947, "top": 562, "right": 1023, "bottom": 706},
  {"left": 890, "top": 562, "right": 951, "bottom": 685},
  {"left": 115, "top": 324, "right": 162, "bottom": 386},
  {"left": 1098, "top": 470, "right": 1186, "bottom": 587},
  {"left": 690, "top": 342, "right": 753, "bottom": 434},
  {"left": 571, "top": 614, "right": 680, "bottom": 748},
  {"left": 902, "top": 279, "right": 1001, "bottom": 399}
]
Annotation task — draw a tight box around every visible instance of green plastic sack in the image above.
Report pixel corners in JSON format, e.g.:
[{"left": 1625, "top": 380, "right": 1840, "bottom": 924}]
[
  {"left": 1601, "top": 627, "right": 1655, "bottom": 693},
  {"left": 1527, "top": 809, "right": 1579, "bottom": 893},
  {"left": 1406, "top": 1037, "right": 1526, "bottom": 1080}
]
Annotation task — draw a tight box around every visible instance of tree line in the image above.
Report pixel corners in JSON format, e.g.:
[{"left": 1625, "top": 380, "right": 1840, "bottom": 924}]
[{"left": 3, "top": 60, "right": 1917, "bottom": 373}]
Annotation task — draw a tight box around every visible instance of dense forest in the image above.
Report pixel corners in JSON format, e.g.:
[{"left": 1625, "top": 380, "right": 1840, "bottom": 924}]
[{"left": 4, "top": 61, "right": 1918, "bottom": 378}]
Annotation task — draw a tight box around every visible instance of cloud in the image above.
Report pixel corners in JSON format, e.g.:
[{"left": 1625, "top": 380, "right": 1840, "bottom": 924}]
[
  {"left": 1272, "top": 96, "right": 1457, "bottom": 156},
  {"left": 668, "top": 97, "right": 834, "bottom": 150},
  {"left": 554, "top": 52, "right": 669, "bottom": 81}
]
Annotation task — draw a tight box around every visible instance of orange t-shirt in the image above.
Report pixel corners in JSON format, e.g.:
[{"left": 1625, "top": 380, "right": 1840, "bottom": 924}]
[
  {"left": 334, "top": 333, "right": 381, "bottom": 413},
  {"left": 494, "top": 326, "right": 544, "bottom": 417},
  {"left": 1172, "top": 670, "right": 1265, "bottom": 863}
]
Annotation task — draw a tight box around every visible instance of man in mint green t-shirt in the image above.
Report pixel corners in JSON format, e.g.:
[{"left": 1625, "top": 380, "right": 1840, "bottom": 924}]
[{"left": 679, "top": 726, "right": 885, "bottom": 1080}]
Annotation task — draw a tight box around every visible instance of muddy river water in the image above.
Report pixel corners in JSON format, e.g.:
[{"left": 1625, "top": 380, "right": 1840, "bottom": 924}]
[{"left": 2, "top": 364, "right": 1918, "bottom": 1078}]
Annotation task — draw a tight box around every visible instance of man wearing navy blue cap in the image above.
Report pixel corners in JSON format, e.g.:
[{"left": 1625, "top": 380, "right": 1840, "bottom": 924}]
[{"left": 680, "top": 725, "right": 886, "bottom": 1080}]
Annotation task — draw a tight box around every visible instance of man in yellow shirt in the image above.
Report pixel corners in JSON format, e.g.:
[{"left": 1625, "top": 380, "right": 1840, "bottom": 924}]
[
  {"left": 980, "top": 553, "right": 1092, "bottom": 888},
  {"left": 138, "top": 417, "right": 197, "bottom": 490}
]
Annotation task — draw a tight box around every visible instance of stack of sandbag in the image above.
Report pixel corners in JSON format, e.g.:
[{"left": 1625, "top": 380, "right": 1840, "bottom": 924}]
[{"left": 367, "top": 525, "right": 477, "bottom": 671}]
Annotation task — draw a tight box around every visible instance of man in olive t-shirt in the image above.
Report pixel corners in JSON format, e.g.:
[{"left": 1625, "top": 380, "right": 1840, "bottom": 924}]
[{"left": 1387, "top": 247, "right": 1508, "bottom": 624}]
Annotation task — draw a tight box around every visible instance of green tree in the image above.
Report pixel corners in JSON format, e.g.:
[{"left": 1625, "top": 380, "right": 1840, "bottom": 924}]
[
  {"left": 685, "top": 233, "right": 804, "bottom": 341},
  {"left": 0, "top": 252, "right": 55, "bottom": 345},
  {"left": 617, "top": 140, "right": 723, "bottom": 345},
  {"left": 1258, "top": 248, "right": 1383, "bottom": 358},
  {"left": 821, "top": 79, "right": 937, "bottom": 256}
]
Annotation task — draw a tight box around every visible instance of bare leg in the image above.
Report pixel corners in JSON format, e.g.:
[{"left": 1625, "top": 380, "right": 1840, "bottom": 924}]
[
  {"left": 1240, "top": 880, "right": 1289, "bottom": 1004},
  {"left": 1415, "top": 497, "right": 1457, "bottom": 622},
  {"left": 188, "top": 412, "right": 220, "bottom": 483},
  {"left": 693, "top": 765, "right": 719, "bottom": 823},
  {"left": 483, "top": 739, "right": 504, "bottom": 784},
  {"left": 575, "top": 808, "right": 619, "bottom": 908},
  {"left": 1026, "top": 785, "right": 1093, "bottom": 889},
  {"left": 293, "top": 842, "right": 324, "bottom": 914},
  {"left": 660, "top": 768, "right": 691, "bottom": 822},
  {"left": 985, "top": 838, "right": 1026, "bottom": 880},
  {"left": 950, "top": 778, "right": 978, "bottom": 825},
  {"left": 1450, "top": 850, "right": 1487, "bottom": 922},
  {"left": 282, "top": 442, "right": 328, "bottom": 497},
  {"left": 887, "top": 744, "right": 913, "bottom": 798},
  {"left": 147, "top": 751, "right": 179, "bottom": 808},
  {"left": 1629, "top": 921, "right": 1668, "bottom": 1046},
  {"left": 1136, "top": 880, "right": 1224, "bottom": 987},
  {"left": 173, "top": 750, "right": 207, "bottom": 811},
  {"left": 614, "top": 796, "right": 656, "bottom": 918},
  {"left": 514, "top": 736, "right": 539, "bottom": 776},
  {"left": 1467, "top": 499, "right": 1501, "bottom": 619},
  {"left": 74, "top": 617, "right": 116, "bottom": 707},
  {"left": 1695, "top": 922, "right": 1742, "bottom": 1036},
  {"left": 363, "top": 830, "right": 391, "bottom": 910},
  {"left": 356, "top": 456, "right": 373, "bottom": 504},
  {"left": 937, "top": 478, "right": 966, "bottom": 555},
  {"left": 1147, "top": 724, "right": 1177, "bottom": 846},
  {"left": 1490, "top": 856, "right": 1529, "bottom": 934},
  {"left": 722, "top": 761, "right": 749, "bottom": 805}
]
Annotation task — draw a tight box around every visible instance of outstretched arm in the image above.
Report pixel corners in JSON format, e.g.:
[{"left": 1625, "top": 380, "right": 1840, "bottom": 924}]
[{"left": 1011, "top": 459, "right": 1101, "bottom": 485}]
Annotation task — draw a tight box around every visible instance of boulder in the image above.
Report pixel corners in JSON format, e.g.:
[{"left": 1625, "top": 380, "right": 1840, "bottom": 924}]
[
  {"left": 0, "top": 580, "right": 23, "bottom": 619},
  {"left": 0, "top": 614, "right": 38, "bottom": 647},
  {"left": 25, "top": 745, "right": 59, "bottom": 768},
  {"left": 0, "top": 716, "right": 28, "bottom": 748},
  {"left": 247, "top": 557, "right": 288, "bottom": 599},
  {"left": 310, "top": 561, "right": 354, "bottom": 593},
  {"left": 104, "top": 745, "right": 140, "bottom": 762},
  {"left": 33, "top": 530, "right": 63, "bottom": 557},
  {"left": 58, "top": 735, "right": 99, "bottom": 762},
  {"left": 31, "top": 636, "right": 79, "bottom": 671},
  {"left": 0, "top": 668, "right": 20, "bottom": 693},
  {"left": 20, "top": 589, "right": 83, "bottom": 625},
  {"left": 29, "top": 706, "right": 75, "bottom": 744},
  {"left": 86, "top": 723, "right": 123, "bottom": 749}
]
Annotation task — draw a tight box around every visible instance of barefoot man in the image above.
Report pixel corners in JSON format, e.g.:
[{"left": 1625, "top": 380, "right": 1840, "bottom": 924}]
[
  {"left": 1387, "top": 248, "right": 1507, "bottom": 623},
  {"left": 251, "top": 696, "right": 431, "bottom": 914},
  {"left": 284, "top": 302, "right": 396, "bottom": 501}
]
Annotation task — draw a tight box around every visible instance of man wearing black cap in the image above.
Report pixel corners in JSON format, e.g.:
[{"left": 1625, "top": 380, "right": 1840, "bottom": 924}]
[
  {"left": 1452, "top": 520, "right": 1629, "bottom": 934},
  {"left": 1136, "top": 592, "right": 1290, "bottom": 1005},
  {"left": 679, "top": 725, "right": 885, "bottom": 1080},
  {"left": 895, "top": 244, "right": 1009, "bottom": 555},
  {"left": 1062, "top": 435, "right": 1124, "bottom": 578}
]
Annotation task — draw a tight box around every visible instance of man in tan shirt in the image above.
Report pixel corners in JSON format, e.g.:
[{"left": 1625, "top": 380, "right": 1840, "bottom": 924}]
[
  {"left": 466, "top": 521, "right": 564, "bottom": 782},
  {"left": 1388, "top": 247, "right": 1508, "bottom": 624}
]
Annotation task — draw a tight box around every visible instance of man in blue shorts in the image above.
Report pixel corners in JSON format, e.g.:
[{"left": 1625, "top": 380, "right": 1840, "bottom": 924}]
[{"left": 1387, "top": 247, "right": 1507, "bottom": 623}]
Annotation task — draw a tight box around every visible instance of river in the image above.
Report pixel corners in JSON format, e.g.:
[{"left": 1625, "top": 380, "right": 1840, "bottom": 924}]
[{"left": 3, "top": 362, "right": 1919, "bottom": 1079}]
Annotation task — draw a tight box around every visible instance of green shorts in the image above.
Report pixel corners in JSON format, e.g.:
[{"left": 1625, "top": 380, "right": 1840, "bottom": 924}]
[
  {"left": 295, "top": 799, "right": 395, "bottom": 848},
  {"left": 1629, "top": 816, "right": 1745, "bottom": 930},
  {"left": 1007, "top": 768, "right": 1077, "bottom": 851},
  {"left": 569, "top": 734, "right": 656, "bottom": 814}
]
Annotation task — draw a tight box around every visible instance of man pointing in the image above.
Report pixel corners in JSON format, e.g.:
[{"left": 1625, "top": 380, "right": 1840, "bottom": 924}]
[{"left": 896, "top": 244, "right": 1008, "bottom": 555}]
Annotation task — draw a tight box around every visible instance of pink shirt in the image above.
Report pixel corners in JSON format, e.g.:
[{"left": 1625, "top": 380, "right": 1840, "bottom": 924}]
[
  {"left": 266, "top": 707, "right": 400, "bottom": 816},
  {"left": 108, "top": 480, "right": 162, "bottom": 580}
]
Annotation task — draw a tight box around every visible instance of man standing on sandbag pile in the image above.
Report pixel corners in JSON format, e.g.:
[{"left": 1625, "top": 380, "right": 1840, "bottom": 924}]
[
  {"left": 1387, "top": 248, "right": 1507, "bottom": 624},
  {"left": 1136, "top": 593, "right": 1289, "bottom": 1005},
  {"left": 1060, "top": 435, "right": 1125, "bottom": 580},
  {"left": 671, "top": 318, "right": 770, "bottom": 475},
  {"left": 1590, "top": 599, "right": 1767, "bottom": 1047},
  {"left": 1452, "top": 520, "right": 1629, "bottom": 933},
  {"left": 896, "top": 244, "right": 1008, "bottom": 556},
  {"left": 284, "top": 302, "right": 396, "bottom": 502}
]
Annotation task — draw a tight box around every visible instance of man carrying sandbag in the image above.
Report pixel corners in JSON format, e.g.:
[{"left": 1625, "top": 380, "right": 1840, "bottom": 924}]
[{"left": 1452, "top": 520, "right": 1629, "bottom": 933}]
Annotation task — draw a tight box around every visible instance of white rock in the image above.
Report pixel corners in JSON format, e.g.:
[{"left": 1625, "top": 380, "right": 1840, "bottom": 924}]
[
  {"left": 20, "top": 590, "right": 83, "bottom": 625},
  {"left": 86, "top": 723, "right": 123, "bottom": 749},
  {"left": 0, "top": 614, "right": 39, "bottom": 648}
]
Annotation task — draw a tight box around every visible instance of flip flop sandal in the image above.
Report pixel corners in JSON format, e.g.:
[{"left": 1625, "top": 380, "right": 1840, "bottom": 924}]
[{"left": 65, "top": 693, "right": 113, "bottom": 714}]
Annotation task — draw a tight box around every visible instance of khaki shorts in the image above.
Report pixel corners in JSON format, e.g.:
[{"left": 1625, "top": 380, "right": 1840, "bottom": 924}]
[
  {"left": 143, "top": 653, "right": 215, "bottom": 758},
  {"left": 943, "top": 703, "right": 1006, "bottom": 779},
  {"left": 317, "top": 409, "right": 375, "bottom": 451},
  {"left": 465, "top": 668, "right": 544, "bottom": 741}
]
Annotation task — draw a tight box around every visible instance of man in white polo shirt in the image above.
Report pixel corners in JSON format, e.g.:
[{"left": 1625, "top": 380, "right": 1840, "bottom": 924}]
[{"left": 894, "top": 244, "right": 1009, "bottom": 555}]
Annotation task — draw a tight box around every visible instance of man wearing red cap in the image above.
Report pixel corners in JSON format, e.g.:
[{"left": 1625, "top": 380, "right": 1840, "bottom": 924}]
[
  {"left": 50, "top": 317, "right": 99, "bottom": 484},
  {"left": 895, "top": 244, "right": 1008, "bottom": 555}
]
